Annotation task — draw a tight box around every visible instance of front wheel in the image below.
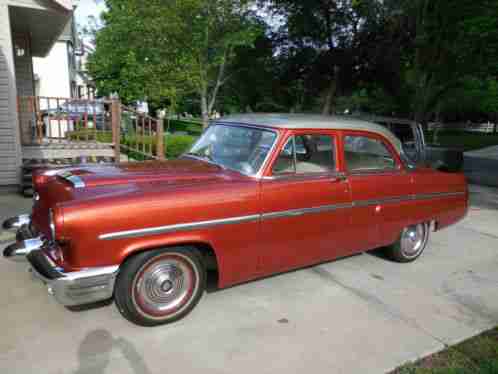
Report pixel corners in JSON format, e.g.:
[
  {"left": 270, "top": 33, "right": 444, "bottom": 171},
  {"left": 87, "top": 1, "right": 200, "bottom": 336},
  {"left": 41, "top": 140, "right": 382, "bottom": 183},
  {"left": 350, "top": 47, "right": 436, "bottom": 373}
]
[
  {"left": 385, "top": 222, "right": 430, "bottom": 263},
  {"left": 115, "top": 247, "right": 205, "bottom": 326}
]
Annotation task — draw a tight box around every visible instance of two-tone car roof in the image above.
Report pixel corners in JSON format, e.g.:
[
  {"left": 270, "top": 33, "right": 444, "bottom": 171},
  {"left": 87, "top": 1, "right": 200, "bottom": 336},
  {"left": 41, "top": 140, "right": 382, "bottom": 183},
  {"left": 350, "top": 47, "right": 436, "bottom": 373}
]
[{"left": 217, "top": 113, "right": 403, "bottom": 153}]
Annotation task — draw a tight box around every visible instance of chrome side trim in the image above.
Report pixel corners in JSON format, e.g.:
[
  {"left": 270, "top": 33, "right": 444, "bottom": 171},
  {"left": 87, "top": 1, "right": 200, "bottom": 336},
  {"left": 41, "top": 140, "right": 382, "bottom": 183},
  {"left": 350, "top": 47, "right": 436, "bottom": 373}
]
[
  {"left": 98, "top": 191, "right": 466, "bottom": 241},
  {"left": 353, "top": 191, "right": 466, "bottom": 208},
  {"left": 354, "top": 196, "right": 408, "bottom": 207},
  {"left": 99, "top": 214, "right": 261, "bottom": 241},
  {"left": 261, "top": 202, "right": 352, "bottom": 220},
  {"left": 414, "top": 191, "right": 465, "bottom": 200},
  {"left": 58, "top": 171, "right": 86, "bottom": 188}
]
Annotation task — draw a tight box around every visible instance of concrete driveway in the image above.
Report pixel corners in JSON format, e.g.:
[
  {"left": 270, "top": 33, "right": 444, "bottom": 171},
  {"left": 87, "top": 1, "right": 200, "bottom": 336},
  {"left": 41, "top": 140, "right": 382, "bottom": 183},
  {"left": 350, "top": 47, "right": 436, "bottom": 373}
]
[
  {"left": 1, "top": 185, "right": 497, "bottom": 374},
  {"left": 465, "top": 145, "right": 498, "bottom": 188}
]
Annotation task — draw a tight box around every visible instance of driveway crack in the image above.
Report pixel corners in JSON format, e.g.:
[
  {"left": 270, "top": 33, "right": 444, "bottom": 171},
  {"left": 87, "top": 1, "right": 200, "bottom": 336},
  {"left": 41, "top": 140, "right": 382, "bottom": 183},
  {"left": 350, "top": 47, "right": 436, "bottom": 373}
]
[{"left": 310, "top": 266, "right": 450, "bottom": 347}]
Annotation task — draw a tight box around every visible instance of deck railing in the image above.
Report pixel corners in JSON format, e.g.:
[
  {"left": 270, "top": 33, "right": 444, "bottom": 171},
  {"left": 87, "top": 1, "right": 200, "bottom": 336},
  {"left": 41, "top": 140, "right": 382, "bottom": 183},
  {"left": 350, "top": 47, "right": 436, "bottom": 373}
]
[
  {"left": 119, "top": 104, "right": 165, "bottom": 161},
  {"left": 17, "top": 96, "right": 113, "bottom": 144},
  {"left": 17, "top": 96, "right": 166, "bottom": 162}
]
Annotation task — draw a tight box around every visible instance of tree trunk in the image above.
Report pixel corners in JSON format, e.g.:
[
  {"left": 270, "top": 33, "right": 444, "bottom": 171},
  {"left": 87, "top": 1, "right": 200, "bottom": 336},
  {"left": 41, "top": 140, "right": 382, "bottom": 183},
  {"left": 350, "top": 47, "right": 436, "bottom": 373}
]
[
  {"left": 322, "top": 80, "right": 336, "bottom": 116},
  {"left": 201, "top": 92, "right": 209, "bottom": 129},
  {"left": 322, "top": 66, "right": 339, "bottom": 116}
]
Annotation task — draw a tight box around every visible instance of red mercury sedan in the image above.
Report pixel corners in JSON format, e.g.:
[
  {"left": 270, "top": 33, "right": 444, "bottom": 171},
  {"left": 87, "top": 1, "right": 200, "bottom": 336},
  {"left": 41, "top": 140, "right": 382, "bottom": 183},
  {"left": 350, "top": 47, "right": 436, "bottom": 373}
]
[{"left": 3, "top": 114, "right": 468, "bottom": 326}]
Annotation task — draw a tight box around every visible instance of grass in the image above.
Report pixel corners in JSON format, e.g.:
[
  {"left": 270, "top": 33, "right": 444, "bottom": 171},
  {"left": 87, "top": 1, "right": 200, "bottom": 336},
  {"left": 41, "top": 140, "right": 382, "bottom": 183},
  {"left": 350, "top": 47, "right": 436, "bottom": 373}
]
[
  {"left": 392, "top": 327, "right": 498, "bottom": 374},
  {"left": 426, "top": 131, "right": 498, "bottom": 152}
]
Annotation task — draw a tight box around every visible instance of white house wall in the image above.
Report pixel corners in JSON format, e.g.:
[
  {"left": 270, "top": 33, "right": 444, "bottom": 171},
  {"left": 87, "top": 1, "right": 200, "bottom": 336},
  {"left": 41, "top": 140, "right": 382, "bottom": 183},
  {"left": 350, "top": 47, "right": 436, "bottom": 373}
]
[
  {"left": 33, "top": 41, "right": 71, "bottom": 99},
  {"left": 0, "top": 0, "right": 22, "bottom": 186}
]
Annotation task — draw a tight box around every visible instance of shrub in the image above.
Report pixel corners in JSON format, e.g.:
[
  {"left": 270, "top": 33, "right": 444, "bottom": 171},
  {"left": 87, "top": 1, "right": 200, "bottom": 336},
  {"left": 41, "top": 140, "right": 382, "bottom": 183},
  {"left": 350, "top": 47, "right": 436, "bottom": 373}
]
[
  {"left": 67, "top": 130, "right": 113, "bottom": 143},
  {"left": 65, "top": 130, "right": 197, "bottom": 160},
  {"left": 166, "top": 119, "right": 203, "bottom": 136},
  {"left": 166, "top": 135, "right": 197, "bottom": 158}
]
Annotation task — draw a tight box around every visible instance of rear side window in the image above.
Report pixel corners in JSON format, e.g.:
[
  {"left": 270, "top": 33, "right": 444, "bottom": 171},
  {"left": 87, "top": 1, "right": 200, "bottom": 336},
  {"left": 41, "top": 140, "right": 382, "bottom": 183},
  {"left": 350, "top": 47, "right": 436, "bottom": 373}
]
[
  {"left": 344, "top": 135, "right": 396, "bottom": 171},
  {"left": 272, "top": 134, "right": 336, "bottom": 175}
]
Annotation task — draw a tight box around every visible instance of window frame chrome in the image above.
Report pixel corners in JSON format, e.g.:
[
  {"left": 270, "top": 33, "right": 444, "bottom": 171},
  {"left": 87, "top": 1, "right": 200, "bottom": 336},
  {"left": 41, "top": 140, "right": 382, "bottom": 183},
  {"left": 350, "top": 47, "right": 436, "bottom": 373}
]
[
  {"left": 269, "top": 132, "right": 338, "bottom": 178},
  {"left": 343, "top": 132, "right": 403, "bottom": 174}
]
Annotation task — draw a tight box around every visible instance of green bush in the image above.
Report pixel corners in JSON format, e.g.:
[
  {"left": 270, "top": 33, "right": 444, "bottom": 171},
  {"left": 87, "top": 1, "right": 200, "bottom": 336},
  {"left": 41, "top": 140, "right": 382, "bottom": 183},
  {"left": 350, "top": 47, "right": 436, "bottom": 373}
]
[
  {"left": 67, "top": 130, "right": 113, "bottom": 143},
  {"left": 167, "top": 119, "right": 203, "bottom": 135},
  {"left": 66, "top": 130, "right": 197, "bottom": 160},
  {"left": 166, "top": 135, "right": 197, "bottom": 158}
]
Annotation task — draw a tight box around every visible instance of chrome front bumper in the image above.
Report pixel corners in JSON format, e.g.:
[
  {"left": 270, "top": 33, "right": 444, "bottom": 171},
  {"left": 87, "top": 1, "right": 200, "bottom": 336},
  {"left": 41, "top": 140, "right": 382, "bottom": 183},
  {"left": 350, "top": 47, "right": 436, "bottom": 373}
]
[
  {"left": 3, "top": 231, "right": 119, "bottom": 306},
  {"left": 27, "top": 249, "right": 119, "bottom": 306}
]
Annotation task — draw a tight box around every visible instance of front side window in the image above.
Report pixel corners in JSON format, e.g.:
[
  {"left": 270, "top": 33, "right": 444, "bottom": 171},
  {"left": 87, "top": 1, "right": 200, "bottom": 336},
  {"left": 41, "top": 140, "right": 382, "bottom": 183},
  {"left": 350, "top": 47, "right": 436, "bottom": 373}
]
[
  {"left": 344, "top": 135, "right": 396, "bottom": 171},
  {"left": 272, "top": 134, "right": 336, "bottom": 175},
  {"left": 186, "top": 124, "right": 277, "bottom": 176}
]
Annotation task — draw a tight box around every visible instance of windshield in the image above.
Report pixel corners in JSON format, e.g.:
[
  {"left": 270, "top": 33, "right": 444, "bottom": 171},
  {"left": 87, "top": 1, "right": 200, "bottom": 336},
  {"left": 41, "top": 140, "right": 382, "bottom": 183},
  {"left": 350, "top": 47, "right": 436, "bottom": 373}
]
[{"left": 185, "top": 124, "right": 278, "bottom": 176}]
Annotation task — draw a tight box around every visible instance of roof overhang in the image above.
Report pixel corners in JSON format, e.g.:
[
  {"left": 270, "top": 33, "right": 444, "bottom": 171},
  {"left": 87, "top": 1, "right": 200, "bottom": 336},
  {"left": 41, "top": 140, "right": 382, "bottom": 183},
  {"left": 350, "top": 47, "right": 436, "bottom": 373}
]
[{"left": 8, "top": 1, "right": 73, "bottom": 57}]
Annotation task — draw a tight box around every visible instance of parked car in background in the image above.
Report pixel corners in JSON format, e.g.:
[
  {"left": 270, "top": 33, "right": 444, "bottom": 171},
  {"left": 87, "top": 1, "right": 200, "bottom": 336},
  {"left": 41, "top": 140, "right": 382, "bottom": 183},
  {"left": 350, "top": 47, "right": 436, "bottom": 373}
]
[
  {"left": 357, "top": 116, "right": 464, "bottom": 172},
  {"left": 3, "top": 114, "right": 468, "bottom": 326},
  {"left": 41, "top": 100, "right": 107, "bottom": 138}
]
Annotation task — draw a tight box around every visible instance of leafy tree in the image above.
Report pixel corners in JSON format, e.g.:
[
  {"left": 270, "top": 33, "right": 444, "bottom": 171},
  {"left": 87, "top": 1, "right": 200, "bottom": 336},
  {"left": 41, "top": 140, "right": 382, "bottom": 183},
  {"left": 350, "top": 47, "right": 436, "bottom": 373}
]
[
  {"left": 88, "top": 0, "right": 261, "bottom": 126},
  {"left": 268, "top": 0, "right": 386, "bottom": 114},
  {"left": 387, "top": 0, "right": 498, "bottom": 124}
]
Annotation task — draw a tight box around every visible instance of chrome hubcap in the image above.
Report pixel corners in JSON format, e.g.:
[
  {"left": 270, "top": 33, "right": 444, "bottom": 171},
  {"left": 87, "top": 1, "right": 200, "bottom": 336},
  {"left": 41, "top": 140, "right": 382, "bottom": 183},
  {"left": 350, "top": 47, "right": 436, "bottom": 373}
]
[
  {"left": 400, "top": 224, "right": 427, "bottom": 258},
  {"left": 133, "top": 254, "right": 198, "bottom": 318}
]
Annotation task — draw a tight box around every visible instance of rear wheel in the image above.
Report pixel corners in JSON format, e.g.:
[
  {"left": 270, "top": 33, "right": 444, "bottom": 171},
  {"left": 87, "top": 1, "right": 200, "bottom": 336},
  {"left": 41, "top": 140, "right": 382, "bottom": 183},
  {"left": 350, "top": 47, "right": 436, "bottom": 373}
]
[
  {"left": 115, "top": 247, "right": 205, "bottom": 326},
  {"left": 385, "top": 222, "right": 430, "bottom": 263}
]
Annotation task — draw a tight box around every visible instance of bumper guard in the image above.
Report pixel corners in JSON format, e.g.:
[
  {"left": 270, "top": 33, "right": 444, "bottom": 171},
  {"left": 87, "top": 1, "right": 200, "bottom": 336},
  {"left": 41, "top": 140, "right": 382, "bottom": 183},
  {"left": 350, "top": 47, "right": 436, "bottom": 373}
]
[
  {"left": 27, "top": 249, "right": 119, "bottom": 307},
  {"left": 2, "top": 214, "right": 31, "bottom": 231}
]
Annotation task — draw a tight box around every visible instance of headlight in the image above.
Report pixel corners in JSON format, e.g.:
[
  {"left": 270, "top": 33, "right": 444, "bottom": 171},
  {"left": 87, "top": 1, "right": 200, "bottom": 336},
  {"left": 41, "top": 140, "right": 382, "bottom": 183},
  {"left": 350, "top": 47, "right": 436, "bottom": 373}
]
[{"left": 49, "top": 209, "right": 56, "bottom": 240}]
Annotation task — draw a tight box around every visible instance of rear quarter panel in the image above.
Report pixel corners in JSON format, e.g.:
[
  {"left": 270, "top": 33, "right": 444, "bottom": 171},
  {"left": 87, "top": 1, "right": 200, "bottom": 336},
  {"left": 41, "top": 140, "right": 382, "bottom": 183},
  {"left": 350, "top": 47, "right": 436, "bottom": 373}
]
[{"left": 411, "top": 168, "right": 468, "bottom": 230}]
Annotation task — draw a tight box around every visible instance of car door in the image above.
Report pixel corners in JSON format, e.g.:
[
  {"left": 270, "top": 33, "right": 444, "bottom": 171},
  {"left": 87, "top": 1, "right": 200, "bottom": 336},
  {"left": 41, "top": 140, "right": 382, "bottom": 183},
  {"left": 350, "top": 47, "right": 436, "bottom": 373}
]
[
  {"left": 342, "top": 131, "right": 414, "bottom": 252},
  {"left": 259, "top": 131, "right": 354, "bottom": 275}
]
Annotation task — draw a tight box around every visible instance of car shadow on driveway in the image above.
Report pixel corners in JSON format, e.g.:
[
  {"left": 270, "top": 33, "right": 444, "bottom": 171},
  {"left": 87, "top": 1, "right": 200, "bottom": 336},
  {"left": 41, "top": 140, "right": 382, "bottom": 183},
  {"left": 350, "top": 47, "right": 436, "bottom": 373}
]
[{"left": 74, "top": 329, "right": 151, "bottom": 374}]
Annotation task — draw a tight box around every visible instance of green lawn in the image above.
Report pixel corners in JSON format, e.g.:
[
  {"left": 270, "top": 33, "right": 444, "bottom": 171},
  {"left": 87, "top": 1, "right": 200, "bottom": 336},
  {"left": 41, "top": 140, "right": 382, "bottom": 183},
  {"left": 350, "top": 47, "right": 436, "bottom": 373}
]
[
  {"left": 426, "top": 131, "right": 498, "bottom": 152},
  {"left": 392, "top": 327, "right": 498, "bottom": 374}
]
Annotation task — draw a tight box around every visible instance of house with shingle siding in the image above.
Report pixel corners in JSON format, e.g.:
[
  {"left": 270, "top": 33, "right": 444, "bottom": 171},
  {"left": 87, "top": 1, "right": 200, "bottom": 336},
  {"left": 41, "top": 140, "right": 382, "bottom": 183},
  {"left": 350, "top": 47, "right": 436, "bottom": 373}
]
[{"left": 0, "top": 0, "right": 73, "bottom": 189}]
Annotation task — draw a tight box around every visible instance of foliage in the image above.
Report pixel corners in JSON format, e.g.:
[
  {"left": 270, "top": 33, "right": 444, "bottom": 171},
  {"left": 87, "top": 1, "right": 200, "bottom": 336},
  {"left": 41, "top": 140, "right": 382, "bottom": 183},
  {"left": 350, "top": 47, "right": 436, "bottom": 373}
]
[
  {"left": 86, "top": 0, "right": 498, "bottom": 127},
  {"left": 398, "top": 0, "right": 498, "bottom": 123},
  {"left": 67, "top": 130, "right": 113, "bottom": 143},
  {"left": 88, "top": 0, "right": 262, "bottom": 125},
  {"left": 122, "top": 134, "right": 197, "bottom": 159},
  {"left": 437, "top": 78, "right": 498, "bottom": 122},
  {"left": 165, "top": 135, "right": 197, "bottom": 158},
  {"left": 67, "top": 129, "right": 197, "bottom": 159},
  {"left": 166, "top": 119, "right": 203, "bottom": 136}
]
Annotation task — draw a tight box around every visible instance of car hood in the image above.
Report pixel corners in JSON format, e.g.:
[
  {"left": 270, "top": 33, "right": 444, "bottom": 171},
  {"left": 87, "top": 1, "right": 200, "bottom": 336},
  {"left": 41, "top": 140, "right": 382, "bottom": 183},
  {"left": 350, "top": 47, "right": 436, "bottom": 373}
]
[
  {"left": 32, "top": 158, "right": 248, "bottom": 238},
  {"left": 60, "top": 157, "right": 237, "bottom": 189}
]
